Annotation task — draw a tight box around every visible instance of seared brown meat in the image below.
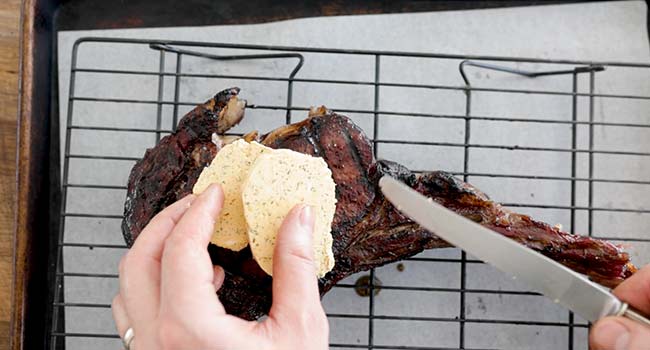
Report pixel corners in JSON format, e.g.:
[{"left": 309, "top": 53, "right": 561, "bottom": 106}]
[{"left": 122, "top": 87, "right": 636, "bottom": 320}]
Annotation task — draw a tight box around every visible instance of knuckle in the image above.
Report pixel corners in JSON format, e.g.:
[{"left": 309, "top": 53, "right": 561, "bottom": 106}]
[
  {"left": 285, "top": 245, "right": 315, "bottom": 270},
  {"left": 316, "top": 310, "right": 329, "bottom": 331},
  {"left": 149, "top": 214, "right": 176, "bottom": 232},
  {"left": 163, "top": 234, "right": 186, "bottom": 253},
  {"left": 165, "top": 231, "right": 196, "bottom": 250},
  {"left": 111, "top": 295, "right": 120, "bottom": 309},
  {"left": 118, "top": 254, "right": 129, "bottom": 276},
  {"left": 312, "top": 308, "right": 329, "bottom": 333}
]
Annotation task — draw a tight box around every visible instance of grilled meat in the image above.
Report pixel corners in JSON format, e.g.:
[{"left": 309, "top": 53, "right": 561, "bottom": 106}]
[{"left": 123, "top": 87, "right": 636, "bottom": 320}]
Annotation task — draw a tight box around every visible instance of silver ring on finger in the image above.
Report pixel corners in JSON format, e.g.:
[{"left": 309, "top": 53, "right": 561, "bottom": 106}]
[{"left": 122, "top": 327, "right": 134, "bottom": 350}]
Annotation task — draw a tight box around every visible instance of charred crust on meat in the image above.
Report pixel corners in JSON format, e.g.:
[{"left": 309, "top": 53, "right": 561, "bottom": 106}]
[
  {"left": 122, "top": 88, "right": 243, "bottom": 247},
  {"left": 122, "top": 87, "right": 637, "bottom": 320}
]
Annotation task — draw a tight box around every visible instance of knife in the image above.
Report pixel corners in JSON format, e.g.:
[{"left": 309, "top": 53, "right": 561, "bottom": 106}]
[{"left": 379, "top": 176, "right": 650, "bottom": 326}]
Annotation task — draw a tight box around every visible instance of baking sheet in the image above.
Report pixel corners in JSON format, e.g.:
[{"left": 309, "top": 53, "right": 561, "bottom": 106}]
[{"left": 57, "top": 1, "right": 650, "bottom": 349}]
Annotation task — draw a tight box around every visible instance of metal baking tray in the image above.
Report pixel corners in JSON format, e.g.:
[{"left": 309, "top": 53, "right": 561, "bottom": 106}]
[{"left": 12, "top": 1, "right": 621, "bottom": 349}]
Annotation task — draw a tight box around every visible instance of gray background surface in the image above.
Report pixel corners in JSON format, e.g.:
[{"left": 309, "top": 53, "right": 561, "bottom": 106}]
[{"left": 57, "top": 1, "right": 650, "bottom": 349}]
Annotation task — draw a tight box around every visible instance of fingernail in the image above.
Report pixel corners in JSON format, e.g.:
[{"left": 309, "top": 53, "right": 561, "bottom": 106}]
[
  {"left": 212, "top": 265, "right": 226, "bottom": 291},
  {"left": 594, "top": 320, "right": 630, "bottom": 350},
  {"left": 299, "top": 205, "right": 314, "bottom": 229},
  {"left": 213, "top": 265, "right": 225, "bottom": 277},
  {"left": 204, "top": 183, "right": 221, "bottom": 195}
]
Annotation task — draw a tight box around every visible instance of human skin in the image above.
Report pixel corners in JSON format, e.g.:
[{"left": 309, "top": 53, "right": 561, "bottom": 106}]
[
  {"left": 112, "top": 181, "right": 650, "bottom": 350},
  {"left": 112, "top": 184, "right": 329, "bottom": 350},
  {"left": 590, "top": 264, "right": 650, "bottom": 350}
]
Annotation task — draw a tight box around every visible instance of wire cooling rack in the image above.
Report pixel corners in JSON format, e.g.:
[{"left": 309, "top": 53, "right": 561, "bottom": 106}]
[{"left": 49, "top": 37, "right": 650, "bottom": 350}]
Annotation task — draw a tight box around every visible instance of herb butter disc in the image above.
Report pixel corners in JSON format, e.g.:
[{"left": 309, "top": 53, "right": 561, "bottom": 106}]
[
  {"left": 242, "top": 149, "right": 336, "bottom": 277},
  {"left": 193, "top": 139, "right": 273, "bottom": 251}
]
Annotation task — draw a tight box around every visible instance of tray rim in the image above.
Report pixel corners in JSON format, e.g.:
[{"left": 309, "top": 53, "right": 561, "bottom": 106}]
[
  {"left": 11, "top": 1, "right": 644, "bottom": 349},
  {"left": 13, "top": 0, "right": 57, "bottom": 349}
]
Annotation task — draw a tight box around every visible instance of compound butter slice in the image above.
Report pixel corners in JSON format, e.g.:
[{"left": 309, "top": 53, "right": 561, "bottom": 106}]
[
  {"left": 242, "top": 149, "right": 336, "bottom": 278},
  {"left": 193, "top": 139, "right": 272, "bottom": 251}
]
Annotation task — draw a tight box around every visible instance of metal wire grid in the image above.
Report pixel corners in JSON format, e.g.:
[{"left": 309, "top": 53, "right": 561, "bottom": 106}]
[{"left": 48, "top": 37, "right": 650, "bottom": 350}]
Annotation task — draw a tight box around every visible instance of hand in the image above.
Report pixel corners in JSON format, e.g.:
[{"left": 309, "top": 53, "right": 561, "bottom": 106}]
[
  {"left": 112, "top": 184, "right": 329, "bottom": 350},
  {"left": 590, "top": 264, "right": 650, "bottom": 350}
]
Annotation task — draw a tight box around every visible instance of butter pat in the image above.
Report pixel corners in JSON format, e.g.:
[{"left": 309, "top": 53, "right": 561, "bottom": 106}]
[
  {"left": 242, "top": 149, "right": 337, "bottom": 277},
  {"left": 193, "top": 139, "right": 273, "bottom": 251}
]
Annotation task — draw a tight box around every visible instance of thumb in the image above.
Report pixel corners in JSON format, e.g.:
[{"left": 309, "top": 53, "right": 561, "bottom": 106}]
[
  {"left": 269, "top": 205, "right": 323, "bottom": 322},
  {"left": 590, "top": 316, "right": 650, "bottom": 350}
]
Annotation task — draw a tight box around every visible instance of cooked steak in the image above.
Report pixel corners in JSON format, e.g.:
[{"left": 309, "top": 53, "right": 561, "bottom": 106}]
[{"left": 123, "top": 87, "right": 636, "bottom": 320}]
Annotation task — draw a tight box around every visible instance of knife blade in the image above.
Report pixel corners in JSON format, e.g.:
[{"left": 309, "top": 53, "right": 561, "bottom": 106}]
[{"left": 379, "top": 175, "right": 647, "bottom": 324}]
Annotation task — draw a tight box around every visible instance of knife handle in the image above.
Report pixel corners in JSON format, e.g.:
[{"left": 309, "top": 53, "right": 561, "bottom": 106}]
[{"left": 616, "top": 303, "right": 650, "bottom": 327}]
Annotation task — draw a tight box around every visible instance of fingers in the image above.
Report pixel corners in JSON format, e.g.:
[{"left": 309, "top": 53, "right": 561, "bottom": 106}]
[
  {"left": 213, "top": 265, "right": 225, "bottom": 291},
  {"left": 614, "top": 264, "right": 650, "bottom": 315},
  {"left": 111, "top": 294, "right": 130, "bottom": 339},
  {"left": 269, "top": 205, "right": 324, "bottom": 324},
  {"left": 161, "top": 184, "right": 226, "bottom": 316},
  {"left": 119, "top": 194, "right": 196, "bottom": 326},
  {"left": 130, "top": 194, "right": 197, "bottom": 259},
  {"left": 590, "top": 316, "right": 650, "bottom": 350}
]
